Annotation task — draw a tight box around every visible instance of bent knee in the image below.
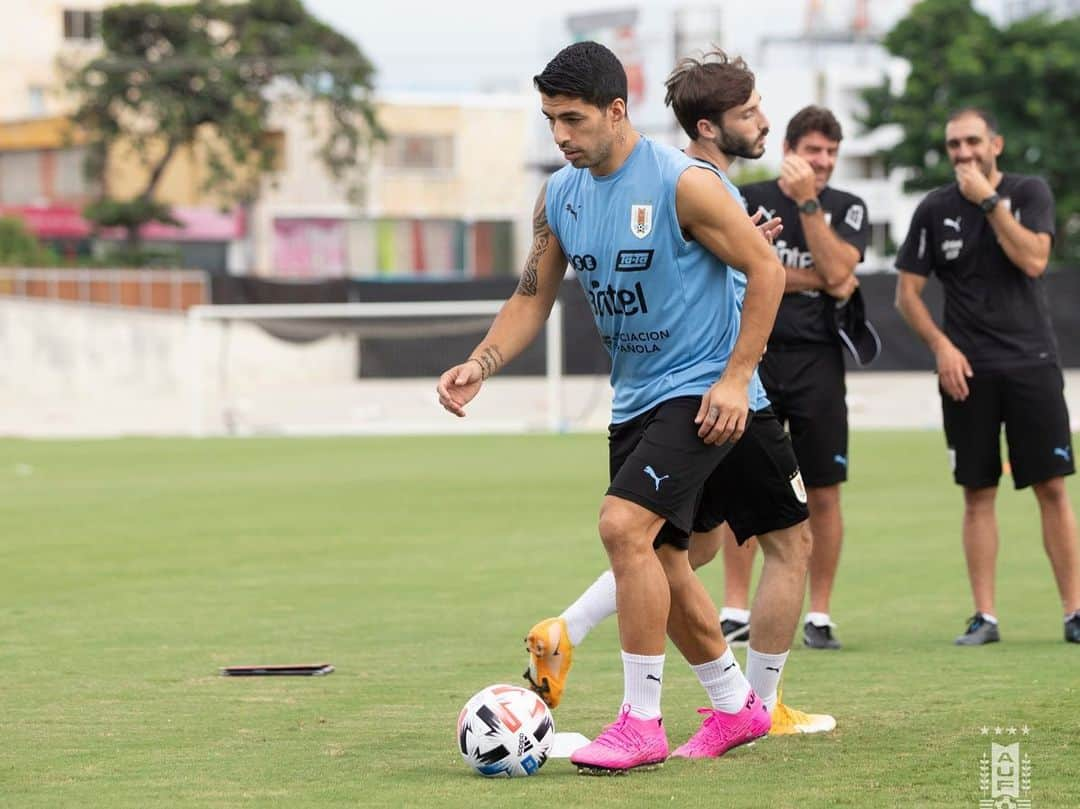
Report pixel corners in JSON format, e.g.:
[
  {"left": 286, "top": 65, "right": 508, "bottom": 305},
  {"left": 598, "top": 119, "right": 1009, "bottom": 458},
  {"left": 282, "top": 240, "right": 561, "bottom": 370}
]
[
  {"left": 758, "top": 521, "right": 813, "bottom": 567},
  {"left": 598, "top": 499, "right": 660, "bottom": 559},
  {"left": 687, "top": 529, "right": 723, "bottom": 570}
]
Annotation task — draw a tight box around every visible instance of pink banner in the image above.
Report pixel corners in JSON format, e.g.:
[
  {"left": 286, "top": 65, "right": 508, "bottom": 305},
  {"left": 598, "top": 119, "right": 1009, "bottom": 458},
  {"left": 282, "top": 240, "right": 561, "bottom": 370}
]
[
  {"left": 272, "top": 218, "right": 348, "bottom": 277},
  {"left": 0, "top": 205, "right": 90, "bottom": 239},
  {"left": 0, "top": 204, "right": 244, "bottom": 241},
  {"left": 125, "top": 206, "right": 246, "bottom": 241}
]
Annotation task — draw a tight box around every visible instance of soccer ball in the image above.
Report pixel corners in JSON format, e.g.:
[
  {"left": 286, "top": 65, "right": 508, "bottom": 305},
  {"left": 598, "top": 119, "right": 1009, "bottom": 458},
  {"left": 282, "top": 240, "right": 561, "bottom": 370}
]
[{"left": 457, "top": 684, "right": 554, "bottom": 777}]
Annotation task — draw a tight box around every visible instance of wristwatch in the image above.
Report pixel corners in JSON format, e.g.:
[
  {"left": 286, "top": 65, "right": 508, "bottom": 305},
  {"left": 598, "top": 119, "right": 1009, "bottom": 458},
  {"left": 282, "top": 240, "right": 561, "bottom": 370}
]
[
  {"left": 798, "top": 198, "right": 821, "bottom": 215},
  {"left": 979, "top": 193, "right": 1000, "bottom": 214}
]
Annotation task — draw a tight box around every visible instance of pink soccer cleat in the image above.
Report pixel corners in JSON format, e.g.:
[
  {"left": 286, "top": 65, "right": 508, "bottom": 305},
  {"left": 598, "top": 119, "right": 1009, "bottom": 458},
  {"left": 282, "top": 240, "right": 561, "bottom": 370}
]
[
  {"left": 570, "top": 704, "right": 669, "bottom": 775},
  {"left": 671, "top": 690, "right": 771, "bottom": 759}
]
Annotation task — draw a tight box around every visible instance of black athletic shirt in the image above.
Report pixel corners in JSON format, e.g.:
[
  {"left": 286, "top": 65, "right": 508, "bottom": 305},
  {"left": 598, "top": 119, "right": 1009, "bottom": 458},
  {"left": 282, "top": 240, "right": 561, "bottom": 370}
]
[
  {"left": 740, "top": 181, "right": 869, "bottom": 346},
  {"left": 895, "top": 173, "right": 1058, "bottom": 371}
]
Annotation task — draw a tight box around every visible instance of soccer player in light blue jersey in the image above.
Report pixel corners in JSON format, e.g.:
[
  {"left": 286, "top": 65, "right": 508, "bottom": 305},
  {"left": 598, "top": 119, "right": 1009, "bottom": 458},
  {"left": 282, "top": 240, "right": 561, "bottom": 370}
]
[
  {"left": 438, "top": 42, "right": 806, "bottom": 773},
  {"left": 524, "top": 49, "right": 836, "bottom": 739}
]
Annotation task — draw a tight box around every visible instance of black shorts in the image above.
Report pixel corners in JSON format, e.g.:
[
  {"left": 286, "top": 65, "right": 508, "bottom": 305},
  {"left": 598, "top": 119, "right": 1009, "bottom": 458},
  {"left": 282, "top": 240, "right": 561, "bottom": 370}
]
[
  {"left": 941, "top": 363, "right": 1075, "bottom": 489},
  {"left": 608, "top": 396, "right": 738, "bottom": 551},
  {"left": 759, "top": 344, "right": 848, "bottom": 487},
  {"left": 694, "top": 408, "right": 811, "bottom": 543}
]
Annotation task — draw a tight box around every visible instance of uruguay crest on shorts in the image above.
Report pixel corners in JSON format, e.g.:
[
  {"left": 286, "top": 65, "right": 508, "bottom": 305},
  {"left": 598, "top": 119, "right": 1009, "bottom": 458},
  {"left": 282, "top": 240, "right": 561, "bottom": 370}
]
[{"left": 630, "top": 203, "right": 653, "bottom": 239}]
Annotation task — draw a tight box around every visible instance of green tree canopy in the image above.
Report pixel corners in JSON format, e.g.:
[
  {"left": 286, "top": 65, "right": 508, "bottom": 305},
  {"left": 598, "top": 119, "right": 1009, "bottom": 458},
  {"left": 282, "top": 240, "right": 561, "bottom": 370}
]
[
  {"left": 861, "top": 0, "right": 1079, "bottom": 260},
  {"left": 65, "top": 0, "right": 381, "bottom": 252},
  {"left": 0, "top": 217, "right": 59, "bottom": 267}
]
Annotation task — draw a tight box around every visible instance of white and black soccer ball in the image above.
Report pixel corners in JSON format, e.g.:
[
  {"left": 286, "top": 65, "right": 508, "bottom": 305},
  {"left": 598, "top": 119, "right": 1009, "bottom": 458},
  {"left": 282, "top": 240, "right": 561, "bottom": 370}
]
[{"left": 457, "top": 684, "right": 554, "bottom": 777}]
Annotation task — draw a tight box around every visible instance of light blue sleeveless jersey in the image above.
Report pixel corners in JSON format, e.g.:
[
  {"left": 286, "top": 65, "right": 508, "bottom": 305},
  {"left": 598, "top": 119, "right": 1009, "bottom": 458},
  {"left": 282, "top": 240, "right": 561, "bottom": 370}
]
[{"left": 546, "top": 136, "right": 768, "bottom": 422}]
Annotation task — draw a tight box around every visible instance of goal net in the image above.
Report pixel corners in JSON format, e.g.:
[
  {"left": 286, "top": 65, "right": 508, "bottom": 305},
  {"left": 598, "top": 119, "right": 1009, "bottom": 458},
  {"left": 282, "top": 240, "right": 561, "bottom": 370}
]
[{"left": 185, "top": 300, "right": 581, "bottom": 437}]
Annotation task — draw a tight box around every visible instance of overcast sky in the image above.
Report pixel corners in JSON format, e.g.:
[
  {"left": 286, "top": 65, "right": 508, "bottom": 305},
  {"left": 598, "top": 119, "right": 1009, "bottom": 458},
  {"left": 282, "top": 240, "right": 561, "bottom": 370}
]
[{"left": 305, "top": 0, "right": 1007, "bottom": 93}]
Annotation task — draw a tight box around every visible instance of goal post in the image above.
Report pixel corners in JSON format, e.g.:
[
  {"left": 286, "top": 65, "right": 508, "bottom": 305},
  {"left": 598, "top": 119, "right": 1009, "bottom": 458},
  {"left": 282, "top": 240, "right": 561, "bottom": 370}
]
[{"left": 186, "top": 299, "right": 565, "bottom": 437}]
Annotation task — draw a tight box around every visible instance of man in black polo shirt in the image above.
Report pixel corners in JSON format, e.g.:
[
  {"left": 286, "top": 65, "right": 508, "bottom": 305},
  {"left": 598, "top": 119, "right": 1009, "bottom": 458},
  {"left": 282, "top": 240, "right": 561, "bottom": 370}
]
[
  {"left": 721, "top": 106, "right": 871, "bottom": 651},
  {"left": 895, "top": 107, "right": 1080, "bottom": 645}
]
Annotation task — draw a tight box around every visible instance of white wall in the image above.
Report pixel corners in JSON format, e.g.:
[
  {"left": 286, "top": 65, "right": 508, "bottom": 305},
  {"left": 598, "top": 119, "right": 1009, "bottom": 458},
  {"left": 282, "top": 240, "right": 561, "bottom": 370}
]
[
  {"left": 5, "top": 299, "right": 1075, "bottom": 438},
  {"left": 0, "top": 300, "right": 356, "bottom": 437}
]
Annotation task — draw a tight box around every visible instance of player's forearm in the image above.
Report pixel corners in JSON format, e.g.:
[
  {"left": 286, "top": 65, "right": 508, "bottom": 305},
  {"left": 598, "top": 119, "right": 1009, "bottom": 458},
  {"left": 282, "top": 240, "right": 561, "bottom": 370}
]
[
  {"left": 726, "top": 261, "right": 784, "bottom": 384},
  {"left": 986, "top": 208, "right": 1050, "bottom": 278},
  {"left": 468, "top": 179, "right": 564, "bottom": 380},
  {"left": 466, "top": 294, "right": 549, "bottom": 379},
  {"left": 802, "top": 214, "right": 858, "bottom": 287},
  {"left": 895, "top": 282, "right": 949, "bottom": 354},
  {"left": 784, "top": 266, "right": 827, "bottom": 293}
]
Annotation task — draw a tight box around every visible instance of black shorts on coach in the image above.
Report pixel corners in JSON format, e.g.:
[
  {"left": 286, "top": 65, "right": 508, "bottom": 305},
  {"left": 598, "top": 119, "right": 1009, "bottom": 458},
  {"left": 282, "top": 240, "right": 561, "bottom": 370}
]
[
  {"left": 759, "top": 343, "right": 848, "bottom": 487},
  {"left": 941, "top": 363, "right": 1075, "bottom": 489}
]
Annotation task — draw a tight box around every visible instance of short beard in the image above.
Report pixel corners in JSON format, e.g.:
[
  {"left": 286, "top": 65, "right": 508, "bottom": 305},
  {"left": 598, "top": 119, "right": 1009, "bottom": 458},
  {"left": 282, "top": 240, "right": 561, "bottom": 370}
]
[
  {"left": 582, "top": 139, "right": 612, "bottom": 169},
  {"left": 714, "top": 129, "right": 765, "bottom": 160}
]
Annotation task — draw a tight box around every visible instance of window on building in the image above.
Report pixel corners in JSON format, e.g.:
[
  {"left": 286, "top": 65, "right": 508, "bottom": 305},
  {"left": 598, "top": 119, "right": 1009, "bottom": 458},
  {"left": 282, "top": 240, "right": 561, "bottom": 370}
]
[
  {"left": 384, "top": 135, "right": 454, "bottom": 172},
  {"left": 54, "top": 147, "right": 96, "bottom": 200},
  {"left": 63, "top": 9, "right": 102, "bottom": 41},
  {"left": 0, "top": 151, "right": 44, "bottom": 204},
  {"left": 28, "top": 86, "right": 46, "bottom": 117}
]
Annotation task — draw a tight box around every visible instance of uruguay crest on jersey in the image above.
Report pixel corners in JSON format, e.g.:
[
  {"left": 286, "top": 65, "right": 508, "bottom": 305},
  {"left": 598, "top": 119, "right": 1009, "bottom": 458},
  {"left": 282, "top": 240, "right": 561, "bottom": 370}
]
[{"left": 630, "top": 203, "right": 653, "bottom": 239}]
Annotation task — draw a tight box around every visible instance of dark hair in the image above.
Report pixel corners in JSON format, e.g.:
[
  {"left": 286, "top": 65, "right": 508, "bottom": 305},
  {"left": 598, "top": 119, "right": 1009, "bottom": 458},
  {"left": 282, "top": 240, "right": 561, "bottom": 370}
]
[
  {"left": 947, "top": 106, "right": 998, "bottom": 134},
  {"left": 664, "top": 49, "right": 755, "bottom": 140},
  {"left": 784, "top": 105, "right": 843, "bottom": 148},
  {"left": 533, "top": 41, "right": 628, "bottom": 109}
]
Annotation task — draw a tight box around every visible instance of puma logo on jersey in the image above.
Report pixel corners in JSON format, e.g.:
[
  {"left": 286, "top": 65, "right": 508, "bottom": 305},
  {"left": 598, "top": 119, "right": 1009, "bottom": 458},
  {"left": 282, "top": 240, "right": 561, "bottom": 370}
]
[
  {"left": 643, "top": 465, "right": 670, "bottom": 491},
  {"left": 1054, "top": 446, "right": 1072, "bottom": 462},
  {"left": 944, "top": 216, "right": 962, "bottom": 232}
]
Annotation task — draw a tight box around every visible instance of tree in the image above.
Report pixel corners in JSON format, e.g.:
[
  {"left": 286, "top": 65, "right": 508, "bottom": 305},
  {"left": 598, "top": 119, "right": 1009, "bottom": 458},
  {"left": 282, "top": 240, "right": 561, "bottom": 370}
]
[
  {"left": 0, "top": 218, "right": 59, "bottom": 267},
  {"left": 861, "top": 0, "right": 1079, "bottom": 261},
  {"left": 728, "top": 163, "right": 775, "bottom": 187},
  {"left": 65, "top": 0, "right": 381, "bottom": 254}
]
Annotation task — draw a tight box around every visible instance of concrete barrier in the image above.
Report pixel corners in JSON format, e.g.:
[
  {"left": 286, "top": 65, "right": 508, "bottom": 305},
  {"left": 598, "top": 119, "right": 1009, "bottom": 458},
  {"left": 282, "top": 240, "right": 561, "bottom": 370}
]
[{"left": 1, "top": 298, "right": 1077, "bottom": 438}]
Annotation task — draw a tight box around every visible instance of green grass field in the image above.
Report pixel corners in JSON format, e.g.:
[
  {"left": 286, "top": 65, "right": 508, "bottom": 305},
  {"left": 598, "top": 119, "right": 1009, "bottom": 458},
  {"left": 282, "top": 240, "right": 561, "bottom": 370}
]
[{"left": 2, "top": 432, "right": 1078, "bottom": 808}]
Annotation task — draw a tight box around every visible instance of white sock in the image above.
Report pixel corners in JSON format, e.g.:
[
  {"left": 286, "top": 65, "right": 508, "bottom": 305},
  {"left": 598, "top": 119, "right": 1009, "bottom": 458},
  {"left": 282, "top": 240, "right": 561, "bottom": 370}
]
[
  {"left": 621, "top": 650, "right": 664, "bottom": 719},
  {"left": 690, "top": 648, "right": 751, "bottom": 713},
  {"left": 805, "top": 611, "right": 832, "bottom": 627},
  {"left": 746, "top": 647, "right": 789, "bottom": 712},
  {"left": 979, "top": 612, "right": 998, "bottom": 625},
  {"left": 561, "top": 570, "right": 617, "bottom": 646},
  {"left": 721, "top": 607, "right": 751, "bottom": 624}
]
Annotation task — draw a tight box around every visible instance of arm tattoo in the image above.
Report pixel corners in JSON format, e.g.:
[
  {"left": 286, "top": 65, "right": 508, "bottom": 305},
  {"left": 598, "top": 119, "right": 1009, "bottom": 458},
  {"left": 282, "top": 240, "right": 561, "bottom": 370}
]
[
  {"left": 516, "top": 196, "right": 550, "bottom": 297},
  {"left": 469, "top": 345, "right": 504, "bottom": 380}
]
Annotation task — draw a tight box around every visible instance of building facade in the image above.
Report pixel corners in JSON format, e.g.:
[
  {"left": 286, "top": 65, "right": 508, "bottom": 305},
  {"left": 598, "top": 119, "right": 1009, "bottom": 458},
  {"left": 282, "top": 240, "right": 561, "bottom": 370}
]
[
  {"left": 251, "top": 91, "right": 532, "bottom": 278},
  {"left": 0, "top": 3, "right": 532, "bottom": 278}
]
